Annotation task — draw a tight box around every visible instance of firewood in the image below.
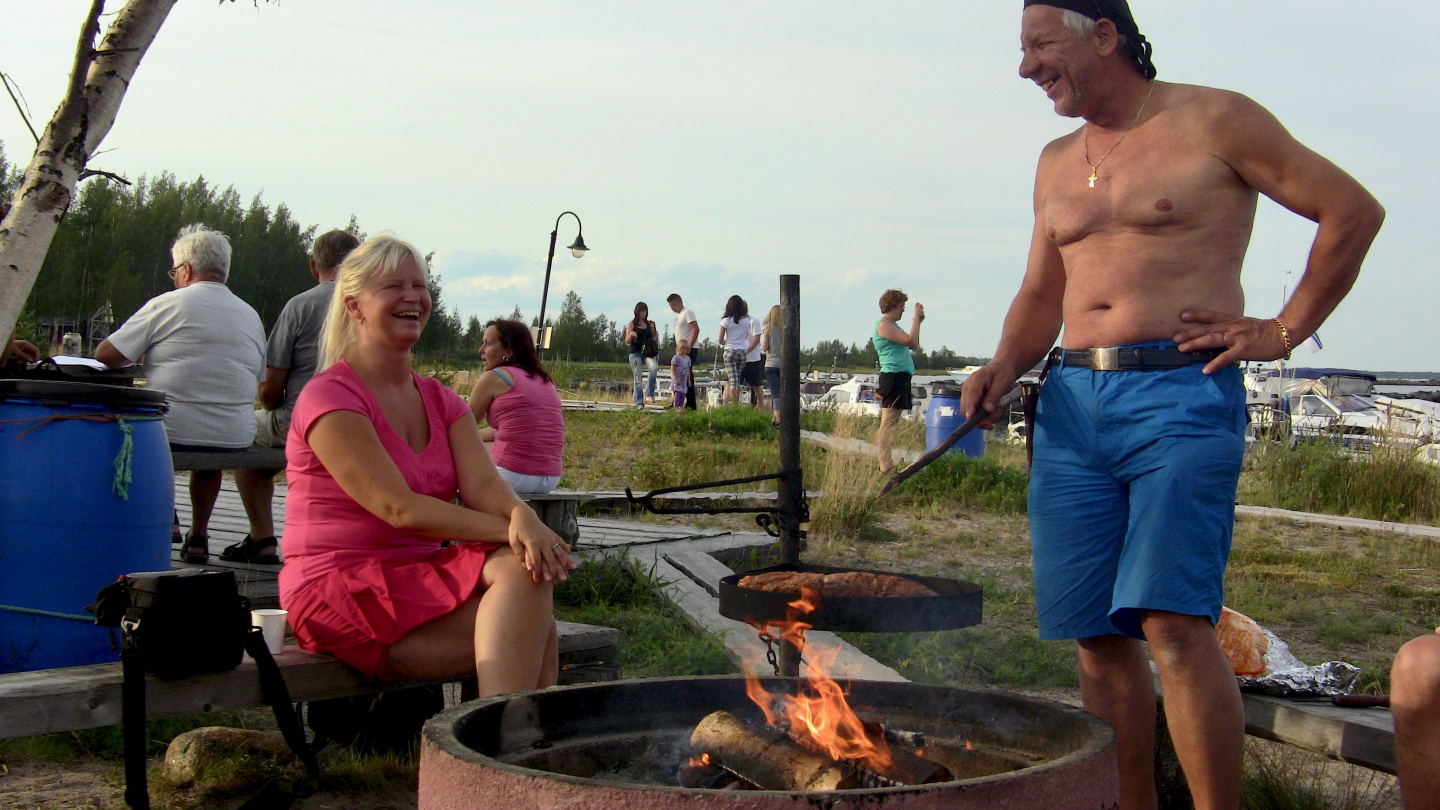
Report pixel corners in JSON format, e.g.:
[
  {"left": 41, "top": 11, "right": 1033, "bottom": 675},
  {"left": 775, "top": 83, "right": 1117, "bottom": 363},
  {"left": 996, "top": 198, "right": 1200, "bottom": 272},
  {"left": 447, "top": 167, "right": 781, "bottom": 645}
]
[
  {"left": 858, "top": 720, "right": 950, "bottom": 785},
  {"left": 690, "top": 711, "right": 855, "bottom": 791}
]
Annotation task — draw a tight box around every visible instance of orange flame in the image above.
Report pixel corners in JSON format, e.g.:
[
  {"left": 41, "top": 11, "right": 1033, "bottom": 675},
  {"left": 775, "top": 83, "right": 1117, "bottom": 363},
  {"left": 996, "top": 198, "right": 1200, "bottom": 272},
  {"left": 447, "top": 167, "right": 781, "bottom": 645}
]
[
  {"left": 688, "top": 752, "right": 712, "bottom": 768},
  {"left": 743, "top": 586, "right": 894, "bottom": 774}
]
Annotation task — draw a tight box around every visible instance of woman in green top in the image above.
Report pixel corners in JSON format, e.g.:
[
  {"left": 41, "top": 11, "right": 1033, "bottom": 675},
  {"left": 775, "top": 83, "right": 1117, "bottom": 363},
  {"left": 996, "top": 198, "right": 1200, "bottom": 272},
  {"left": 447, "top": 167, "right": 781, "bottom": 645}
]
[{"left": 872, "top": 289, "right": 924, "bottom": 473}]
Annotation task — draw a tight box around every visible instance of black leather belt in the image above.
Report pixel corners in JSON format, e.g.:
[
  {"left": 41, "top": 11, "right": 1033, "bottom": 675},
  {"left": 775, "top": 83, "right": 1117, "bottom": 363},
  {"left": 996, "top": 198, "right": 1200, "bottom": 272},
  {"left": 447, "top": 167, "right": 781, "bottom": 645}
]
[{"left": 1049, "top": 346, "right": 1221, "bottom": 371}]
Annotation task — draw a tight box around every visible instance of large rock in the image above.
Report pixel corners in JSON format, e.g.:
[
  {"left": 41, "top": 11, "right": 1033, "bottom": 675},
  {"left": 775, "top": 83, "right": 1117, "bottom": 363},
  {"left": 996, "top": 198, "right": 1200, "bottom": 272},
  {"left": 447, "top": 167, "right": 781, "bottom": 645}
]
[{"left": 164, "top": 726, "right": 301, "bottom": 786}]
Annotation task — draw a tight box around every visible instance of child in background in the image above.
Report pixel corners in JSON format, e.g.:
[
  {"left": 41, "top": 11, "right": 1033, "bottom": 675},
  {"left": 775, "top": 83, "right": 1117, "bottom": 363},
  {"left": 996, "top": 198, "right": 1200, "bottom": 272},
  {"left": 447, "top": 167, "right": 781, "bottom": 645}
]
[{"left": 671, "top": 340, "right": 692, "bottom": 410}]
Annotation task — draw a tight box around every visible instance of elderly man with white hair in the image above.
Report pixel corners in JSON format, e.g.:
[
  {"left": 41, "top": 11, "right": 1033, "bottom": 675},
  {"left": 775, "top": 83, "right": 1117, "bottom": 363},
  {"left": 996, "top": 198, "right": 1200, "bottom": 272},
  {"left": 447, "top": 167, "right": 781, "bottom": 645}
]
[{"left": 97, "top": 224, "right": 266, "bottom": 564}]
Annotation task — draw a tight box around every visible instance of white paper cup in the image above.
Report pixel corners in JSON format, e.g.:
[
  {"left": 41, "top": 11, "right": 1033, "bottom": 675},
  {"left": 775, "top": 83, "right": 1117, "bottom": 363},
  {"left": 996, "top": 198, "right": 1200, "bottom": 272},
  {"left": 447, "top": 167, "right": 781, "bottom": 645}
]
[{"left": 251, "top": 609, "right": 288, "bottom": 655}]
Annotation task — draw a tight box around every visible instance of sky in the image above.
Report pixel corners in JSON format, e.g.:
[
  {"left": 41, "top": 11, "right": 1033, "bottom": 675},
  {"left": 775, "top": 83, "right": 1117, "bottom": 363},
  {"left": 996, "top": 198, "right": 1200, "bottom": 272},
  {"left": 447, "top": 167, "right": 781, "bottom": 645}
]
[{"left": 3, "top": 1, "right": 1436, "bottom": 371}]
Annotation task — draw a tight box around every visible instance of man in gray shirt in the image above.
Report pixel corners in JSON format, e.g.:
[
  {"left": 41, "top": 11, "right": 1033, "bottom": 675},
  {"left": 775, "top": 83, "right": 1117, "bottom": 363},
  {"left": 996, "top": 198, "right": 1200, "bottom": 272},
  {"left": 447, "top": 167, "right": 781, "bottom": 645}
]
[{"left": 229, "top": 229, "right": 359, "bottom": 563}]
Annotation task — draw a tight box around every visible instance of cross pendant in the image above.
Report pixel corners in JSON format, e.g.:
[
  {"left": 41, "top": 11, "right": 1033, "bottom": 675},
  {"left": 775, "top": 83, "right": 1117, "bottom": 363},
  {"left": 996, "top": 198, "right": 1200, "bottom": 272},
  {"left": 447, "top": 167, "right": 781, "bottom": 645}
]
[{"left": 1087, "top": 170, "right": 1098, "bottom": 188}]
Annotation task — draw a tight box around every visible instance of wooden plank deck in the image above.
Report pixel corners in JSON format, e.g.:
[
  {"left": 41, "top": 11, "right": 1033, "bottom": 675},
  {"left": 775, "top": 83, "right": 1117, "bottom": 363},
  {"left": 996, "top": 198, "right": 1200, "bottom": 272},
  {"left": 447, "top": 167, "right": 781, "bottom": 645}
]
[{"left": 172, "top": 476, "right": 743, "bottom": 607}]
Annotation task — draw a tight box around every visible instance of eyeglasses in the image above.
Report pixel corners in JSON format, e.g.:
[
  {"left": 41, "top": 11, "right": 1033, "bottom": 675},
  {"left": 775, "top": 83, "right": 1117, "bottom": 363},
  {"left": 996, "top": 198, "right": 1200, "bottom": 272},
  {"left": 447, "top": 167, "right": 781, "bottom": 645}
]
[{"left": 168, "top": 263, "right": 187, "bottom": 281}]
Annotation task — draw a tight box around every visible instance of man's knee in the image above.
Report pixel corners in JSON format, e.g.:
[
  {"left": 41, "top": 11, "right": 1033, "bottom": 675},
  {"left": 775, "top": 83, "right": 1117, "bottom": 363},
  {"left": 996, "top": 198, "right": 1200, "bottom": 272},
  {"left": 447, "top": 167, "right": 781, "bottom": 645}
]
[
  {"left": 1393, "top": 634, "right": 1440, "bottom": 709},
  {"left": 1139, "top": 611, "right": 1220, "bottom": 663}
]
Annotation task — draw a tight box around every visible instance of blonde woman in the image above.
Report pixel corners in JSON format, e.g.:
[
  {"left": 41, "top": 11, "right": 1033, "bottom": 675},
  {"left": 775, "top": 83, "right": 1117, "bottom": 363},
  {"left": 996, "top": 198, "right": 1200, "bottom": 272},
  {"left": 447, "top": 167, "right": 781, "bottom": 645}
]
[
  {"left": 277, "top": 235, "right": 571, "bottom": 695},
  {"left": 762, "top": 305, "right": 783, "bottom": 426}
]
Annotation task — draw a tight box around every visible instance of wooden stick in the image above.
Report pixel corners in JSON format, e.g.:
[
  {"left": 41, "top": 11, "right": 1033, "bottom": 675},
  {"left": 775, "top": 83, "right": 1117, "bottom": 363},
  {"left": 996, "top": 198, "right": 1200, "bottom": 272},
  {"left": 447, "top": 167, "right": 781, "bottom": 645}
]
[
  {"left": 879, "top": 387, "right": 1020, "bottom": 496},
  {"left": 690, "top": 711, "right": 854, "bottom": 791}
]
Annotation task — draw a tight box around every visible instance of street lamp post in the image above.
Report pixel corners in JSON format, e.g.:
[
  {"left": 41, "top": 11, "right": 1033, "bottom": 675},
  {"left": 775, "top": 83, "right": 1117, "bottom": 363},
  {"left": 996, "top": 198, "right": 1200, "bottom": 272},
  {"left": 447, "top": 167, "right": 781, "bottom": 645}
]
[{"left": 537, "top": 211, "right": 588, "bottom": 353}]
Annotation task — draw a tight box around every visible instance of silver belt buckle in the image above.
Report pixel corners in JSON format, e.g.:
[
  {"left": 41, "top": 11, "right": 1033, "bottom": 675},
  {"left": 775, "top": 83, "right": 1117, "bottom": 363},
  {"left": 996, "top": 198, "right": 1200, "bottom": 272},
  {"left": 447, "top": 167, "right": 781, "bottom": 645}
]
[{"left": 1090, "top": 348, "right": 1120, "bottom": 371}]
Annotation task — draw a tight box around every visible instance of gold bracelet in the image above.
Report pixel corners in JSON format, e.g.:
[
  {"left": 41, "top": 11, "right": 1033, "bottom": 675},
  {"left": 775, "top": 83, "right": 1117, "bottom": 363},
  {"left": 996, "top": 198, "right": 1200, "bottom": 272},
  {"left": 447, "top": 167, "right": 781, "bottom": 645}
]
[{"left": 1271, "top": 318, "right": 1292, "bottom": 361}]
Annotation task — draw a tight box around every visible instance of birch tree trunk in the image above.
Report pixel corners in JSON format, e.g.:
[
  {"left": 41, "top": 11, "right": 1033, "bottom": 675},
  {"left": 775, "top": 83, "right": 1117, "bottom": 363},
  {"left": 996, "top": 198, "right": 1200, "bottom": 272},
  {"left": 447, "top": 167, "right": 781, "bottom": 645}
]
[{"left": 0, "top": 0, "right": 178, "bottom": 343}]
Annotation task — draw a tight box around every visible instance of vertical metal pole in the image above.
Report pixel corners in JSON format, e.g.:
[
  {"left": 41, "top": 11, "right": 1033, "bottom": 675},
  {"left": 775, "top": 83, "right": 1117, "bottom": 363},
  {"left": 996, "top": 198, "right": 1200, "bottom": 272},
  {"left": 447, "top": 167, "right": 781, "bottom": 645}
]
[
  {"left": 536, "top": 229, "right": 558, "bottom": 356},
  {"left": 777, "top": 274, "right": 802, "bottom": 566},
  {"left": 776, "top": 275, "right": 803, "bottom": 678}
]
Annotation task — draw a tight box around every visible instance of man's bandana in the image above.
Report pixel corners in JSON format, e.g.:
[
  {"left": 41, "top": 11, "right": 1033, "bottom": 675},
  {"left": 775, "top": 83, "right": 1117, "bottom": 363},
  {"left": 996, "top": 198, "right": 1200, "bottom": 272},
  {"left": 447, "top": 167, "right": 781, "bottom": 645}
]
[{"left": 1023, "top": 0, "right": 1157, "bottom": 80}]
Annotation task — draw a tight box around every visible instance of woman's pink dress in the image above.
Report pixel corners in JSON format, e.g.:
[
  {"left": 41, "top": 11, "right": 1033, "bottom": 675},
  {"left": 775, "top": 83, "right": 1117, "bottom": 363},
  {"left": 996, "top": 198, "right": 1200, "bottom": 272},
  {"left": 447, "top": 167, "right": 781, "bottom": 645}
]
[{"left": 278, "top": 361, "right": 501, "bottom": 680}]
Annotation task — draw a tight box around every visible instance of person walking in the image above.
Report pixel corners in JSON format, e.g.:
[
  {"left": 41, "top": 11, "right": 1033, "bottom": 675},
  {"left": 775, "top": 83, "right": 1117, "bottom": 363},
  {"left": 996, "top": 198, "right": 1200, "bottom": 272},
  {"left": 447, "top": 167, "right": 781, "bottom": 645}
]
[
  {"left": 873, "top": 290, "right": 923, "bottom": 473},
  {"left": 762, "top": 305, "right": 783, "bottom": 426},
  {"left": 624, "top": 302, "right": 659, "bottom": 408},
  {"left": 718, "top": 296, "right": 758, "bottom": 406}
]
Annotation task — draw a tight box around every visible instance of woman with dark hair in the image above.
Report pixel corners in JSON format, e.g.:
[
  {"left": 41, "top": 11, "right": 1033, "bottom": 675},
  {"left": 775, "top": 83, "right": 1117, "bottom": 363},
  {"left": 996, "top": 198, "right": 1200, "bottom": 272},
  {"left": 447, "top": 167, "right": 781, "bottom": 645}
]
[
  {"left": 623, "top": 302, "right": 659, "bottom": 407},
  {"left": 467, "top": 319, "right": 565, "bottom": 494},
  {"left": 718, "top": 295, "right": 758, "bottom": 406}
]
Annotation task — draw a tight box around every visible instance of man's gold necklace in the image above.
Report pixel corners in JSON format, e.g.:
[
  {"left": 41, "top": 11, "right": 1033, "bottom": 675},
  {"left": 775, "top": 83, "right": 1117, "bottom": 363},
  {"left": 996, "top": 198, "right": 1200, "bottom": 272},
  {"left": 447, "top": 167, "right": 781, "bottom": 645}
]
[{"left": 1083, "top": 82, "right": 1155, "bottom": 188}]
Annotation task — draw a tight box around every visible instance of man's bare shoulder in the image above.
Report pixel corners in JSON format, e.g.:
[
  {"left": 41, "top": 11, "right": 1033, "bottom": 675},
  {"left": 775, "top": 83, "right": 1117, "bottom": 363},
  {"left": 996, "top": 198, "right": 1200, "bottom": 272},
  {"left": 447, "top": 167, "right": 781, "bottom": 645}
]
[
  {"left": 1037, "top": 124, "right": 1084, "bottom": 171},
  {"left": 1165, "top": 83, "right": 1273, "bottom": 132}
]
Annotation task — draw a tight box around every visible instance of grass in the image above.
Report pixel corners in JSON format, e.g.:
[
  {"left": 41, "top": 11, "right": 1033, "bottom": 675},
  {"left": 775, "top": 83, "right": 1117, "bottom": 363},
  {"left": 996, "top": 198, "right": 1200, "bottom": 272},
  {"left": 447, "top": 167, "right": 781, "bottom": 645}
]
[
  {"left": 1240, "top": 739, "right": 1397, "bottom": 810},
  {"left": 558, "top": 410, "right": 1438, "bottom": 698},
  {"left": 1240, "top": 439, "right": 1440, "bottom": 524},
  {"left": 555, "top": 554, "right": 736, "bottom": 678},
  {"left": 808, "top": 414, "right": 888, "bottom": 543}
]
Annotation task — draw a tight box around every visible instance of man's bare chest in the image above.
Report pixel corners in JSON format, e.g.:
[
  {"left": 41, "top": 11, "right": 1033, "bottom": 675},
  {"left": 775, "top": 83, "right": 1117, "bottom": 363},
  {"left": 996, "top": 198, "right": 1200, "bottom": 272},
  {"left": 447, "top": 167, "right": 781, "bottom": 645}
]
[{"left": 1040, "top": 137, "right": 1248, "bottom": 248}]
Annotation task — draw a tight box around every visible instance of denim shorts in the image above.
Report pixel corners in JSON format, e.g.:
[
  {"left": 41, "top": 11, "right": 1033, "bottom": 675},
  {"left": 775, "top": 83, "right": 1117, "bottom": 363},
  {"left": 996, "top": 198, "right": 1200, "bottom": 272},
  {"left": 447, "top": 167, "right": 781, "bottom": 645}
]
[{"left": 1028, "top": 341, "right": 1245, "bottom": 641}]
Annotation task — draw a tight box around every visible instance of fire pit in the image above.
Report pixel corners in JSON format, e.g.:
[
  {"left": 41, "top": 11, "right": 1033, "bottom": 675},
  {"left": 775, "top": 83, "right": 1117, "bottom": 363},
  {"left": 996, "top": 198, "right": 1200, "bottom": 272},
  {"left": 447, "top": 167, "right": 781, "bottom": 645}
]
[{"left": 419, "top": 676, "right": 1118, "bottom": 809}]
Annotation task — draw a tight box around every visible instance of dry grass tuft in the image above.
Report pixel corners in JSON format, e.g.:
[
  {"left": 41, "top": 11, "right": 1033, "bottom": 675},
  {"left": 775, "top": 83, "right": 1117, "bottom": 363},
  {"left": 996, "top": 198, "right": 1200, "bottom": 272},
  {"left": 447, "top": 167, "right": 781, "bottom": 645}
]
[{"left": 808, "top": 414, "right": 887, "bottom": 547}]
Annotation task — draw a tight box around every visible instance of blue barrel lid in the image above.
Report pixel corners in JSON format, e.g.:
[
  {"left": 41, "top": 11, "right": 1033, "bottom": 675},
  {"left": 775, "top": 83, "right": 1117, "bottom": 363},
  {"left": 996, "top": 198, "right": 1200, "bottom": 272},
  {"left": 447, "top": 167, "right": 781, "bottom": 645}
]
[{"left": 0, "top": 379, "right": 167, "bottom": 410}]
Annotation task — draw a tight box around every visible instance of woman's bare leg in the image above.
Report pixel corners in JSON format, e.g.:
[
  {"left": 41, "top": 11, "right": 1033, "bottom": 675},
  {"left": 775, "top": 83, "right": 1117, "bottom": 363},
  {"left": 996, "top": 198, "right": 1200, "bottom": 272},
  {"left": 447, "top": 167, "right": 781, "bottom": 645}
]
[
  {"left": 384, "top": 592, "right": 484, "bottom": 681},
  {"left": 383, "top": 549, "right": 555, "bottom": 693},
  {"left": 538, "top": 620, "right": 560, "bottom": 688},
  {"left": 473, "top": 549, "right": 555, "bottom": 696},
  {"left": 878, "top": 408, "right": 902, "bottom": 473}
]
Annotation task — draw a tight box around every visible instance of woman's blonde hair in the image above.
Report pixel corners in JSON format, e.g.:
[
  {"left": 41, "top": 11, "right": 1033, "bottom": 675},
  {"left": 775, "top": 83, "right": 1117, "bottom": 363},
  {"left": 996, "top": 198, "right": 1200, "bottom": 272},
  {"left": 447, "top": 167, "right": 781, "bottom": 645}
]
[
  {"left": 321, "top": 234, "right": 429, "bottom": 369},
  {"left": 764, "top": 304, "right": 781, "bottom": 329}
]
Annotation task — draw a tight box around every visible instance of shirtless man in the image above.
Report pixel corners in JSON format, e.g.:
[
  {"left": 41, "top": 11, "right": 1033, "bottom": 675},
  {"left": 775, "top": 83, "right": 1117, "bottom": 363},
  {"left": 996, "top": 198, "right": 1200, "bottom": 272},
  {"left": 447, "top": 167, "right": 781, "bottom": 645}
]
[{"left": 960, "top": 3, "right": 1384, "bottom": 808}]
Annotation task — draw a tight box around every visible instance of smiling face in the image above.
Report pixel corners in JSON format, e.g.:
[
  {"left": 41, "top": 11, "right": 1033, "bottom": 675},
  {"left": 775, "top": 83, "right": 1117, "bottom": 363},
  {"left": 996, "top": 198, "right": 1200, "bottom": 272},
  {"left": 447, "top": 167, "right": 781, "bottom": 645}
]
[
  {"left": 1019, "top": 5, "right": 1097, "bottom": 118},
  {"left": 348, "top": 255, "right": 431, "bottom": 350},
  {"left": 479, "top": 325, "right": 510, "bottom": 371}
]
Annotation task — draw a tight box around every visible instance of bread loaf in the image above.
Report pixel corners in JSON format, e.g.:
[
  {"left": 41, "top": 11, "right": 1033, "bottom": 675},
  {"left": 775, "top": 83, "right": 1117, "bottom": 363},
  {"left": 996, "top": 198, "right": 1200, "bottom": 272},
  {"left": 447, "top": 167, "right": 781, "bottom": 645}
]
[{"left": 1215, "top": 607, "right": 1268, "bottom": 676}]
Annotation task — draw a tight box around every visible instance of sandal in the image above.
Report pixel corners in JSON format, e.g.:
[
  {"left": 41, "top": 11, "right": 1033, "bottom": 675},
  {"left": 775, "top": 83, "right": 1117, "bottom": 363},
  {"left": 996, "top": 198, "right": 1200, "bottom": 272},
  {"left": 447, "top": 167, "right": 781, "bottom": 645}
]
[
  {"left": 220, "top": 535, "right": 281, "bottom": 565},
  {"left": 172, "top": 510, "right": 183, "bottom": 544},
  {"left": 182, "top": 535, "right": 209, "bottom": 564}
]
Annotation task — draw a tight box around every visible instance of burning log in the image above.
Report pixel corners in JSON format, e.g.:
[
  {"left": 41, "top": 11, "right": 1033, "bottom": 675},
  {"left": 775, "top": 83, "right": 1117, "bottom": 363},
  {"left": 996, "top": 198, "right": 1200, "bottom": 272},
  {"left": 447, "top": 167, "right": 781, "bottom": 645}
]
[
  {"left": 690, "top": 711, "right": 856, "bottom": 791},
  {"left": 785, "top": 722, "right": 951, "bottom": 787}
]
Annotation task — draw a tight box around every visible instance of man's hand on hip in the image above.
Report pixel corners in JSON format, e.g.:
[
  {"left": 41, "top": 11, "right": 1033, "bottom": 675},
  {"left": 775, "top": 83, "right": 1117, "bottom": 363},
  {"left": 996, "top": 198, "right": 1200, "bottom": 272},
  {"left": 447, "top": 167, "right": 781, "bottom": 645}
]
[{"left": 1174, "top": 309, "right": 1290, "bottom": 375}]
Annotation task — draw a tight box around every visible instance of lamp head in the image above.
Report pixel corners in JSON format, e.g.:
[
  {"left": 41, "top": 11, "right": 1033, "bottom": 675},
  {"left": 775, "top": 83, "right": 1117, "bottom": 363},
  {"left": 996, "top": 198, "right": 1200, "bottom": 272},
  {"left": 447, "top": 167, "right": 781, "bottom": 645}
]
[{"left": 568, "top": 234, "right": 589, "bottom": 259}]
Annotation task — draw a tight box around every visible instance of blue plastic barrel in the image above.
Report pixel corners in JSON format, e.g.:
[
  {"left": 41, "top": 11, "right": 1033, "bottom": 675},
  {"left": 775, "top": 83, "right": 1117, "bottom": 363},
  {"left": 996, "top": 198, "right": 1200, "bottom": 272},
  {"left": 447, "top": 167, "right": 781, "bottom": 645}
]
[
  {"left": 0, "top": 380, "right": 172, "bottom": 672},
  {"left": 925, "top": 390, "right": 985, "bottom": 459}
]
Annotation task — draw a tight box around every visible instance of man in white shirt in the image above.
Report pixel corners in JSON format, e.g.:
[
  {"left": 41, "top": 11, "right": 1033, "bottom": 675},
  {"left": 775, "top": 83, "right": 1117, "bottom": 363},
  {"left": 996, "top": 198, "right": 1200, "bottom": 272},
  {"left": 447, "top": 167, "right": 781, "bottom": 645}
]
[
  {"left": 667, "top": 293, "right": 700, "bottom": 410},
  {"left": 97, "top": 224, "right": 265, "bottom": 564},
  {"left": 744, "top": 313, "right": 766, "bottom": 408}
]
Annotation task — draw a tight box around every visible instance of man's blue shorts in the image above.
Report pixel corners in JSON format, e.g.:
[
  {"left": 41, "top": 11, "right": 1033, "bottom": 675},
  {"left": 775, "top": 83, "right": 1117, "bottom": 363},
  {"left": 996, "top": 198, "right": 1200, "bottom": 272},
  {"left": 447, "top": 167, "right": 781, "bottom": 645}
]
[{"left": 1029, "top": 341, "right": 1246, "bottom": 641}]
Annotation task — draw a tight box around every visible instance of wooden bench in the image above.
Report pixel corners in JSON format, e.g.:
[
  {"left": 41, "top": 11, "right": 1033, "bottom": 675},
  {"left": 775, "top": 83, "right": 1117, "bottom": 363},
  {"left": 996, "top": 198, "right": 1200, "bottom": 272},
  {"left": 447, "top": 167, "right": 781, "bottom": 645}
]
[
  {"left": 0, "top": 621, "right": 618, "bottom": 740},
  {"left": 1241, "top": 691, "right": 1395, "bottom": 774},
  {"left": 1153, "top": 663, "right": 1395, "bottom": 774},
  {"left": 169, "top": 449, "right": 582, "bottom": 545},
  {"left": 171, "top": 447, "right": 287, "bottom": 472}
]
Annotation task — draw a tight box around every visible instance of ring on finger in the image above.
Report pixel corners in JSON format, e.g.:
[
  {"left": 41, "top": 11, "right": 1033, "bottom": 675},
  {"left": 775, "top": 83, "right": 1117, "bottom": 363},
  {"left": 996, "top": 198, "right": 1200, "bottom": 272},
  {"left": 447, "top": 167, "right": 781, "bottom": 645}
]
[{"left": 551, "top": 541, "right": 562, "bottom": 550}]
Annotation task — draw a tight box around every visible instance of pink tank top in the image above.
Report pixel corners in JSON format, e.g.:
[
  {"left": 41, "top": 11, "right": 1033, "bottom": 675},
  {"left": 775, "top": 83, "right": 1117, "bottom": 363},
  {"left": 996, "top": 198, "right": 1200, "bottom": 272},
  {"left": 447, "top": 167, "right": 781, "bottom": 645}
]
[{"left": 488, "top": 368, "right": 564, "bottom": 476}]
